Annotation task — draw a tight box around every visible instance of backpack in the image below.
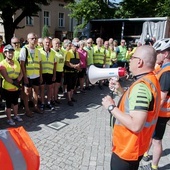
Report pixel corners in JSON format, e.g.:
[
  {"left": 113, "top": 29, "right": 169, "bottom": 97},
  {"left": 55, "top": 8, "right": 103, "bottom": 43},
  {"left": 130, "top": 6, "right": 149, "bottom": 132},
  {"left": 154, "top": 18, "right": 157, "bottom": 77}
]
[{"left": 24, "top": 47, "right": 28, "bottom": 66}]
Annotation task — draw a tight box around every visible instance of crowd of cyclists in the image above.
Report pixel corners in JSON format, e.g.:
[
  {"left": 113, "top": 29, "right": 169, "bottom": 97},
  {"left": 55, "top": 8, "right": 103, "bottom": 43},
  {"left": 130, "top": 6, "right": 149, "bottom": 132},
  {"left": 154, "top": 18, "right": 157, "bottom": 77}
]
[{"left": 0, "top": 33, "right": 139, "bottom": 126}]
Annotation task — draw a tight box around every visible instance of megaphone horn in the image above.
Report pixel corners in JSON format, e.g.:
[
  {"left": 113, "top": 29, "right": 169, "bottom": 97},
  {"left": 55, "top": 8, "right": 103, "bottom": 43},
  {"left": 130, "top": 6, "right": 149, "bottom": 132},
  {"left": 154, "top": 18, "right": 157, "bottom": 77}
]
[{"left": 88, "top": 65, "right": 126, "bottom": 84}]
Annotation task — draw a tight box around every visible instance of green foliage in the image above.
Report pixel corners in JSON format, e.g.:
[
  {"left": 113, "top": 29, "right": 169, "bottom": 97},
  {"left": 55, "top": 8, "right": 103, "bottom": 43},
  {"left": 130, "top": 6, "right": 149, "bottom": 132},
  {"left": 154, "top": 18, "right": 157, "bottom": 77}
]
[
  {"left": 42, "top": 25, "right": 50, "bottom": 38},
  {"left": 115, "top": 0, "right": 170, "bottom": 18},
  {"left": 65, "top": 0, "right": 117, "bottom": 30}
]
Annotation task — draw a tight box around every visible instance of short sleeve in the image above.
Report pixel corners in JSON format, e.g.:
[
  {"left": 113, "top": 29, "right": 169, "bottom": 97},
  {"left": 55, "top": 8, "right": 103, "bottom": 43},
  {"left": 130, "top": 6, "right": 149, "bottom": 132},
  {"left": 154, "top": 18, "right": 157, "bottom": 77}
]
[
  {"left": 159, "top": 71, "right": 170, "bottom": 92},
  {"left": 65, "top": 51, "right": 71, "bottom": 62},
  {"left": 19, "top": 48, "right": 26, "bottom": 61},
  {"left": 129, "top": 82, "right": 152, "bottom": 112}
]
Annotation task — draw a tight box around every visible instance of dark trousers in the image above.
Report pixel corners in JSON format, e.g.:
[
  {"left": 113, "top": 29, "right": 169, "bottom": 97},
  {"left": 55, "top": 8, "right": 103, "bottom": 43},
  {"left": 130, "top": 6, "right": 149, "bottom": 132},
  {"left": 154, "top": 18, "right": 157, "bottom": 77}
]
[{"left": 110, "top": 152, "right": 143, "bottom": 170}]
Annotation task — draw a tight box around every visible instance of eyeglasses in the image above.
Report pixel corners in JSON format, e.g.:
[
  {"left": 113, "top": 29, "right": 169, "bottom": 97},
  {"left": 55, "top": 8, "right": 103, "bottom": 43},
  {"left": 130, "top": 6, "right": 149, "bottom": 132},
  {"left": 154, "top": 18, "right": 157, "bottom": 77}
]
[
  {"left": 131, "top": 56, "right": 141, "bottom": 60},
  {"left": 87, "top": 42, "right": 92, "bottom": 44},
  {"left": 12, "top": 42, "right": 20, "bottom": 45}
]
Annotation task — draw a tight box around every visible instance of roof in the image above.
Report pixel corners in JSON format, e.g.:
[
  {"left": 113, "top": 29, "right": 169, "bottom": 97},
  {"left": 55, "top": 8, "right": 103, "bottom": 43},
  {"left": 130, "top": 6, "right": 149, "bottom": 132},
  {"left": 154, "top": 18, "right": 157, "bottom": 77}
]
[{"left": 91, "top": 17, "right": 170, "bottom": 22}]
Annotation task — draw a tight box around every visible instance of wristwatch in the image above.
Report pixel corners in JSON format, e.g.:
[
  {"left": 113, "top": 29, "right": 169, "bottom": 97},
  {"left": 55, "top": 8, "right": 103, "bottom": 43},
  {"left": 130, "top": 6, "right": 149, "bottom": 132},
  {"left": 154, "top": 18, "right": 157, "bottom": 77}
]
[{"left": 108, "top": 105, "right": 116, "bottom": 113}]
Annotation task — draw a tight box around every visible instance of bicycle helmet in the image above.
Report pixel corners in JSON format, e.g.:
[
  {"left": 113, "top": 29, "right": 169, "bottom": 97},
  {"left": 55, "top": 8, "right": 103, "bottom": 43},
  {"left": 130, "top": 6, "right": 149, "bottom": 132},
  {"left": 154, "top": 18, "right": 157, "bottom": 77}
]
[{"left": 153, "top": 38, "right": 170, "bottom": 51}]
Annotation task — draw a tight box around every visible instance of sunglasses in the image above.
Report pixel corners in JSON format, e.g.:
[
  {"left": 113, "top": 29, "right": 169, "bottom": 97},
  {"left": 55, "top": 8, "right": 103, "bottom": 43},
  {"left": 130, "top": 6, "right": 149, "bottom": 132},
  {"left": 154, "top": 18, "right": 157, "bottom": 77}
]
[
  {"left": 12, "top": 42, "right": 20, "bottom": 45},
  {"left": 29, "top": 37, "right": 37, "bottom": 40}
]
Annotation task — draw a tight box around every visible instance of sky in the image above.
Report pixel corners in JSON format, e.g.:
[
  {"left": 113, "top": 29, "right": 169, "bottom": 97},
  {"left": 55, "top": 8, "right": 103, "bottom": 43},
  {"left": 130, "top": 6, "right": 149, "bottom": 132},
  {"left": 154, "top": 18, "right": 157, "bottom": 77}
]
[{"left": 109, "top": 0, "right": 122, "bottom": 3}]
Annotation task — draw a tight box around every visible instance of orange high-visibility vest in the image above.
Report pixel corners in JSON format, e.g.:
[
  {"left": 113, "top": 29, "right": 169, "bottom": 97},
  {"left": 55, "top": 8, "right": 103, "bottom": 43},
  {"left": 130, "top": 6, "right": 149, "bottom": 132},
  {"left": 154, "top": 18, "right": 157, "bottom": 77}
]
[
  {"left": 153, "top": 64, "right": 161, "bottom": 74},
  {"left": 156, "top": 65, "right": 170, "bottom": 117},
  {"left": 0, "top": 126, "right": 40, "bottom": 170},
  {"left": 113, "top": 72, "right": 161, "bottom": 161}
]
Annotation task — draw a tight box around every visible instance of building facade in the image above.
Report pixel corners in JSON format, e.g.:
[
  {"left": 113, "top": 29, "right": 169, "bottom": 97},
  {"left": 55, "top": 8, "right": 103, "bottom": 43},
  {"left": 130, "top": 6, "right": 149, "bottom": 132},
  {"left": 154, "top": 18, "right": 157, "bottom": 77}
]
[{"left": 11, "top": 0, "right": 75, "bottom": 42}]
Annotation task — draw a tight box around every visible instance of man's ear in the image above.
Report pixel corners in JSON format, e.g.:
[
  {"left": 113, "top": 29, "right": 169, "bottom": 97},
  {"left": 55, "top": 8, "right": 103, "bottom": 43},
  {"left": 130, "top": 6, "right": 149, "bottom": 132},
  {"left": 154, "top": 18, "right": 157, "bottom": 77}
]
[
  {"left": 164, "top": 51, "right": 170, "bottom": 59},
  {"left": 138, "top": 58, "right": 143, "bottom": 68}
]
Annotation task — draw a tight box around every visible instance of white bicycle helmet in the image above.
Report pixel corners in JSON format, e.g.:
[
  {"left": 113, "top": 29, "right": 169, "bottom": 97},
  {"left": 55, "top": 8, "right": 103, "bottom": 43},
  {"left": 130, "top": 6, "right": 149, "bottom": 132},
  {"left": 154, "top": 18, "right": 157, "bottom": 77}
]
[{"left": 153, "top": 38, "right": 170, "bottom": 51}]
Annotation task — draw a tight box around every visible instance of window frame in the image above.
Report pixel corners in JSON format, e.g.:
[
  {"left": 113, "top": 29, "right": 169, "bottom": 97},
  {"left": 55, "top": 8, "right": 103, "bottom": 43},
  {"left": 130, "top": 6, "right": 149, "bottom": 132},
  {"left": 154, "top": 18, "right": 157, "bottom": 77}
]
[
  {"left": 26, "top": 16, "right": 34, "bottom": 26},
  {"left": 43, "top": 10, "right": 51, "bottom": 26},
  {"left": 58, "top": 12, "right": 65, "bottom": 28}
]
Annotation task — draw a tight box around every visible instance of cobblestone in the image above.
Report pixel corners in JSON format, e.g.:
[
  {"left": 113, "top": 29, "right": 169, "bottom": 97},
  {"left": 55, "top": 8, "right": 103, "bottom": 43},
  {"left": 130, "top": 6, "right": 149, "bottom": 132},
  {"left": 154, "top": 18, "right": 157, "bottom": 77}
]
[{"left": 0, "top": 79, "right": 170, "bottom": 170}]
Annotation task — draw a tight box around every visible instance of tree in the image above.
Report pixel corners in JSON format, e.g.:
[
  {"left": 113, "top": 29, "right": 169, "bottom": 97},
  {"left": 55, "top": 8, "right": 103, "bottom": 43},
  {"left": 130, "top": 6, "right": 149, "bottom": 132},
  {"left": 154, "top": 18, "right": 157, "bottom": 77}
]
[
  {"left": 42, "top": 25, "right": 50, "bottom": 38},
  {"left": 115, "top": 0, "right": 170, "bottom": 18},
  {"left": 0, "top": 0, "right": 51, "bottom": 44},
  {"left": 65, "top": 0, "right": 117, "bottom": 30}
]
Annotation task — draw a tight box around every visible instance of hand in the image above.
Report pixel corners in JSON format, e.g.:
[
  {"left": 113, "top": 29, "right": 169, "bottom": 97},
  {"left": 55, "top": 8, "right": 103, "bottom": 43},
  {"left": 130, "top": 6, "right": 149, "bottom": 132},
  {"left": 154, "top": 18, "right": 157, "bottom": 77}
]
[
  {"left": 17, "top": 77, "right": 22, "bottom": 82},
  {"left": 12, "top": 79, "right": 21, "bottom": 88},
  {"left": 24, "top": 76, "right": 29, "bottom": 84},
  {"left": 75, "top": 64, "right": 82, "bottom": 71},
  {"left": 102, "top": 95, "right": 115, "bottom": 110}
]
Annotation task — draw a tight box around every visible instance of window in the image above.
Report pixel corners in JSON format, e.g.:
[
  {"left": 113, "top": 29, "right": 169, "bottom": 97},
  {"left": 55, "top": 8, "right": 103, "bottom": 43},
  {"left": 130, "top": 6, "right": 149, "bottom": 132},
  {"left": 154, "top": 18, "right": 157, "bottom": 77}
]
[
  {"left": 59, "top": 13, "right": 65, "bottom": 27},
  {"left": 26, "top": 16, "right": 34, "bottom": 26},
  {"left": 59, "top": 4, "right": 64, "bottom": 7},
  {"left": 44, "top": 11, "right": 50, "bottom": 26}
]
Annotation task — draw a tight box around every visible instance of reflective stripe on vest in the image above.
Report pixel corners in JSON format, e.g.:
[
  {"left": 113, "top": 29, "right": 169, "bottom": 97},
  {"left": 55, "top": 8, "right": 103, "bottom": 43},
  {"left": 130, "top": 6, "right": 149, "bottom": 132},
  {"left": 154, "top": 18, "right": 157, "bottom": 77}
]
[
  {"left": 113, "top": 72, "right": 161, "bottom": 161},
  {"left": 93, "top": 46, "right": 105, "bottom": 64},
  {"left": 0, "top": 126, "right": 40, "bottom": 170},
  {"left": 0, "top": 130, "right": 27, "bottom": 170},
  {"left": 156, "top": 65, "right": 170, "bottom": 117},
  {"left": 26, "top": 48, "right": 40, "bottom": 76},
  {"left": 40, "top": 49, "right": 56, "bottom": 74},
  {"left": 55, "top": 50, "right": 65, "bottom": 72}
]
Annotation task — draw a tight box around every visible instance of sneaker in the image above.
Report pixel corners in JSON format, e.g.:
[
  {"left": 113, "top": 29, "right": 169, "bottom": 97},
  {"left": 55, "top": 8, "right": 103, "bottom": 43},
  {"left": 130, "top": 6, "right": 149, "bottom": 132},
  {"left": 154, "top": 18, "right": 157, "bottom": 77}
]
[
  {"left": 68, "top": 101, "right": 74, "bottom": 106},
  {"left": 71, "top": 97, "right": 77, "bottom": 102},
  {"left": 7, "top": 119, "right": 16, "bottom": 126},
  {"left": 46, "top": 104, "right": 55, "bottom": 110},
  {"left": 143, "top": 155, "right": 151, "bottom": 162},
  {"left": 13, "top": 115, "right": 23, "bottom": 122},
  {"left": 40, "top": 104, "right": 45, "bottom": 111},
  {"left": 139, "top": 163, "right": 157, "bottom": 170}
]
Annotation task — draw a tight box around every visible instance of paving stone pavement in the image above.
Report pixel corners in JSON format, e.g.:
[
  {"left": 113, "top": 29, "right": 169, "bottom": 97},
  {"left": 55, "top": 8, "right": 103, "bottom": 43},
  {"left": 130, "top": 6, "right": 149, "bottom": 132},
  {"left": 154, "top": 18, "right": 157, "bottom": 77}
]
[{"left": 0, "top": 79, "right": 170, "bottom": 170}]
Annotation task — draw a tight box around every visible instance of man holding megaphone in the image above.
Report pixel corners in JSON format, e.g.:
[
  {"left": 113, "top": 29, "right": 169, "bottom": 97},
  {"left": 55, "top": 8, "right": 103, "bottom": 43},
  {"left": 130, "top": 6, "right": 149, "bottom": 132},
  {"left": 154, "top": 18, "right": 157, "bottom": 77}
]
[{"left": 102, "top": 45, "right": 161, "bottom": 170}]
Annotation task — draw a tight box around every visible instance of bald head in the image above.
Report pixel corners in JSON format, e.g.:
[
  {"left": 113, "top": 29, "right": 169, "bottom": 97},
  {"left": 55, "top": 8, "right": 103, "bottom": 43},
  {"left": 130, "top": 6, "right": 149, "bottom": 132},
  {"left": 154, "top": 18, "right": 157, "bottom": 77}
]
[{"left": 134, "top": 45, "right": 157, "bottom": 70}]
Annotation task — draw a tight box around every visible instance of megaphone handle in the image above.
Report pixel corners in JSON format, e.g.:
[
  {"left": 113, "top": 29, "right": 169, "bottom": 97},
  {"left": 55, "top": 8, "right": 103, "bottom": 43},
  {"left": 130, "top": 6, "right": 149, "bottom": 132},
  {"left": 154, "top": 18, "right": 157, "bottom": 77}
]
[{"left": 109, "top": 90, "right": 114, "bottom": 98}]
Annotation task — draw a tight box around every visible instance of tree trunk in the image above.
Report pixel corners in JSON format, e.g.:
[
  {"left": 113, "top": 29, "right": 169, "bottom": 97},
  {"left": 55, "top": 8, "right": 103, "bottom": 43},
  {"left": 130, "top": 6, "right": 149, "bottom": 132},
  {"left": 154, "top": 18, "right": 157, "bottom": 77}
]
[
  {"left": 1, "top": 7, "right": 15, "bottom": 44},
  {"left": 4, "top": 20, "right": 15, "bottom": 44}
]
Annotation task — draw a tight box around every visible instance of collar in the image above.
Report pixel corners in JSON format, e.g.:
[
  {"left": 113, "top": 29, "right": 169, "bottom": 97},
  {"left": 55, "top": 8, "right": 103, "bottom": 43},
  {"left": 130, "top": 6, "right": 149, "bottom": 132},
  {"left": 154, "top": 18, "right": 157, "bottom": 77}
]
[
  {"left": 161, "top": 62, "right": 170, "bottom": 69},
  {"left": 133, "top": 72, "right": 151, "bottom": 80},
  {"left": 43, "top": 48, "right": 51, "bottom": 52}
]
